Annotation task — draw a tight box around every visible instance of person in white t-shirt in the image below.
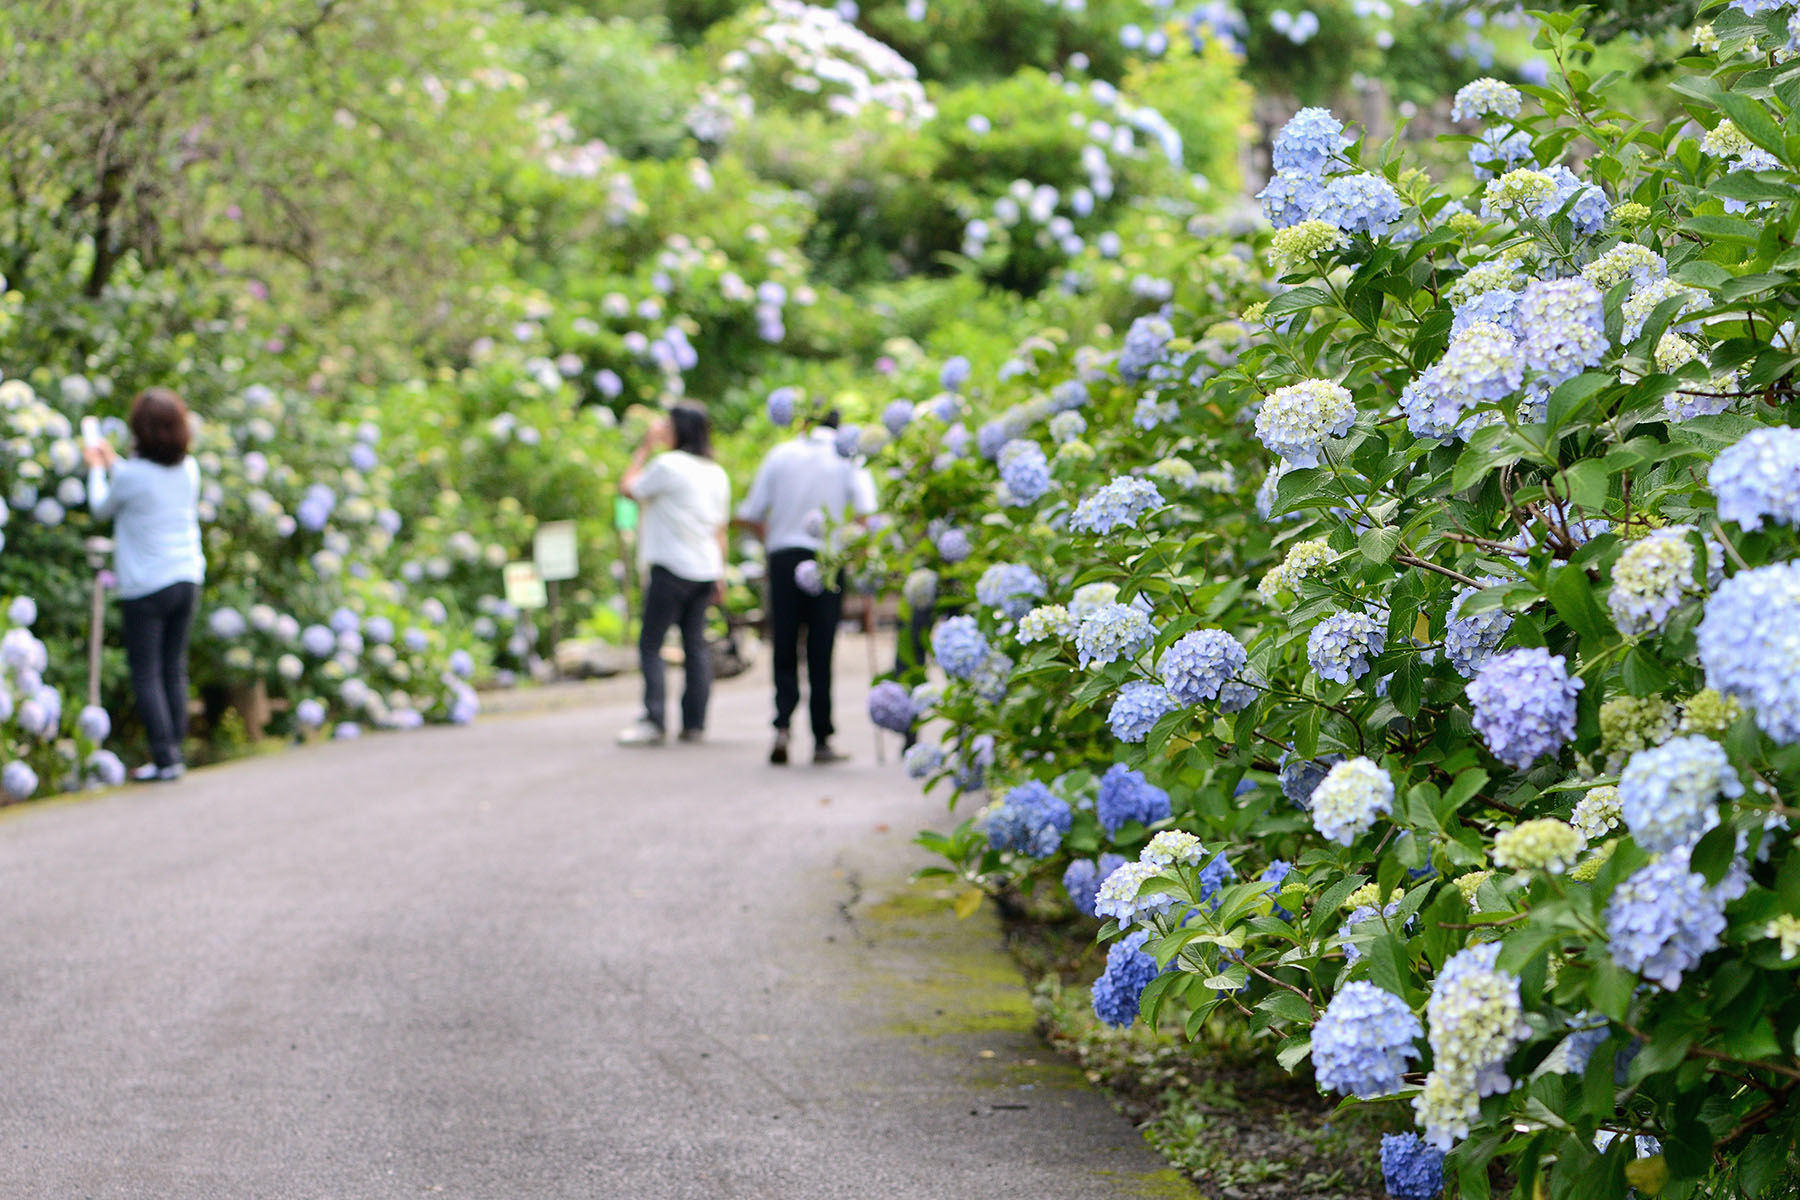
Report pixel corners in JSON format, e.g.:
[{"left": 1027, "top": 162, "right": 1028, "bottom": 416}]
[
  {"left": 735, "top": 411, "right": 876, "bottom": 766},
  {"left": 617, "top": 403, "right": 730, "bottom": 746}
]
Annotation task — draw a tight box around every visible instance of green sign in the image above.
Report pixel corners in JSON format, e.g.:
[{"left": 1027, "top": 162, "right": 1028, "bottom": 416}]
[{"left": 613, "top": 496, "right": 639, "bottom": 532}]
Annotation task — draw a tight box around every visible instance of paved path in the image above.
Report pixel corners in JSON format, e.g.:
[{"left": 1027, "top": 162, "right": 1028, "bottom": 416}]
[{"left": 0, "top": 639, "right": 1192, "bottom": 1199}]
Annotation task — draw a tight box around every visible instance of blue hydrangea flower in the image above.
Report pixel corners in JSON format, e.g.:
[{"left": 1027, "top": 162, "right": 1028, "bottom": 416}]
[
  {"left": 1445, "top": 579, "right": 1512, "bottom": 678},
  {"left": 1311, "top": 980, "right": 1423, "bottom": 1098},
  {"left": 976, "top": 563, "right": 1047, "bottom": 620},
  {"left": 1194, "top": 850, "right": 1237, "bottom": 910},
  {"left": 1118, "top": 314, "right": 1174, "bottom": 381},
  {"left": 981, "top": 781, "right": 1073, "bottom": 858},
  {"left": 1537, "top": 164, "right": 1609, "bottom": 236},
  {"left": 1320, "top": 173, "right": 1404, "bottom": 236},
  {"left": 1096, "top": 763, "right": 1172, "bottom": 834},
  {"left": 295, "top": 698, "right": 327, "bottom": 730},
  {"left": 86, "top": 749, "right": 126, "bottom": 788},
  {"left": 1697, "top": 561, "right": 1800, "bottom": 744},
  {"left": 952, "top": 733, "right": 995, "bottom": 792},
  {"left": 1518, "top": 277, "right": 1608, "bottom": 385},
  {"left": 1075, "top": 603, "right": 1157, "bottom": 669},
  {"left": 1258, "top": 169, "right": 1327, "bottom": 228},
  {"left": 1451, "top": 288, "right": 1521, "bottom": 338},
  {"left": 1310, "top": 757, "right": 1395, "bottom": 845},
  {"left": 903, "top": 742, "right": 943, "bottom": 779},
  {"left": 1065, "top": 852, "right": 1129, "bottom": 918},
  {"left": 1400, "top": 320, "right": 1521, "bottom": 441},
  {"left": 866, "top": 681, "right": 916, "bottom": 733},
  {"left": 1272, "top": 107, "right": 1347, "bottom": 174},
  {"left": 1109, "top": 682, "right": 1177, "bottom": 743},
  {"left": 1049, "top": 410, "right": 1087, "bottom": 444},
  {"left": 1710, "top": 426, "right": 1800, "bottom": 531},
  {"left": 1094, "top": 859, "right": 1182, "bottom": 926},
  {"left": 931, "top": 616, "right": 990, "bottom": 680},
  {"left": 1621, "top": 277, "right": 1708, "bottom": 344},
  {"left": 74, "top": 704, "right": 110, "bottom": 743},
  {"left": 794, "top": 560, "right": 825, "bottom": 596},
  {"left": 998, "top": 440, "right": 1052, "bottom": 506},
  {"left": 1050, "top": 379, "right": 1089, "bottom": 411},
  {"left": 1070, "top": 476, "right": 1164, "bottom": 534},
  {"left": 1467, "top": 647, "right": 1583, "bottom": 768},
  {"left": 1279, "top": 752, "right": 1342, "bottom": 809},
  {"left": 1307, "top": 609, "right": 1386, "bottom": 684},
  {"left": 940, "top": 355, "right": 972, "bottom": 393},
  {"left": 1608, "top": 527, "right": 1715, "bottom": 636},
  {"left": 300, "top": 624, "right": 337, "bottom": 658},
  {"left": 1606, "top": 845, "right": 1727, "bottom": 990},
  {"left": 1618, "top": 735, "right": 1742, "bottom": 853},
  {"left": 1158, "top": 629, "right": 1249, "bottom": 705},
  {"left": 969, "top": 650, "right": 1014, "bottom": 703},
  {"left": 1092, "top": 929, "right": 1166, "bottom": 1027},
  {"left": 1381, "top": 1132, "right": 1446, "bottom": 1200},
  {"left": 1338, "top": 899, "right": 1404, "bottom": 964},
  {"left": 934, "top": 526, "right": 971, "bottom": 564},
  {"left": 2, "top": 759, "right": 39, "bottom": 800},
  {"left": 7, "top": 595, "right": 38, "bottom": 627},
  {"left": 882, "top": 399, "right": 915, "bottom": 437}
]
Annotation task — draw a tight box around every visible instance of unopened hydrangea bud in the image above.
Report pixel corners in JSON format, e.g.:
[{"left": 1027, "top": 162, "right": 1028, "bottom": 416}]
[
  {"left": 1568, "top": 840, "right": 1616, "bottom": 883},
  {"left": 1764, "top": 914, "right": 1800, "bottom": 961},
  {"left": 1260, "top": 539, "right": 1333, "bottom": 598},
  {"left": 1270, "top": 220, "right": 1351, "bottom": 272},
  {"left": 1679, "top": 688, "right": 1741, "bottom": 736},
  {"left": 1483, "top": 168, "right": 1556, "bottom": 213},
  {"left": 1492, "top": 818, "right": 1585, "bottom": 873},
  {"left": 1453, "top": 871, "right": 1492, "bottom": 907},
  {"left": 1016, "top": 604, "right": 1074, "bottom": 644},
  {"left": 1599, "top": 694, "right": 1679, "bottom": 763}
]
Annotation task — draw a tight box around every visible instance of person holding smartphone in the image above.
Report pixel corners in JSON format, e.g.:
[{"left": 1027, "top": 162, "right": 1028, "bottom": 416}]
[
  {"left": 83, "top": 388, "right": 206, "bottom": 782},
  {"left": 616, "top": 403, "right": 730, "bottom": 747}
]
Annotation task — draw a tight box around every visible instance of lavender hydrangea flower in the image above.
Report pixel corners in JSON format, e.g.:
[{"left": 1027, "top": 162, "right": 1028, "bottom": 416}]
[
  {"left": 1311, "top": 981, "right": 1422, "bottom": 1098},
  {"left": 1468, "top": 128, "right": 1534, "bottom": 181},
  {"left": 1710, "top": 426, "right": 1800, "bottom": 531},
  {"left": 1308, "top": 609, "right": 1386, "bottom": 684},
  {"left": 208, "top": 608, "right": 247, "bottom": 639},
  {"left": 981, "top": 781, "right": 1072, "bottom": 858},
  {"left": 86, "top": 749, "right": 126, "bottom": 788},
  {"left": 1445, "top": 580, "right": 1512, "bottom": 678},
  {"left": 1537, "top": 165, "right": 1609, "bottom": 237},
  {"left": 1697, "top": 562, "right": 1800, "bottom": 744},
  {"left": 1518, "top": 277, "right": 1607, "bottom": 385},
  {"left": 1158, "top": 630, "right": 1249, "bottom": 705},
  {"left": 903, "top": 742, "right": 943, "bottom": 779},
  {"left": 1272, "top": 107, "right": 1347, "bottom": 174},
  {"left": 295, "top": 698, "right": 327, "bottom": 730},
  {"left": 1070, "top": 476, "right": 1164, "bottom": 534},
  {"left": 975, "top": 563, "right": 1046, "bottom": 620},
  {"left": 1320, "top": 173, "right": 1404, "bottom": 236},
  {"left": 939, "top": 355, "right": 972, "bottom": 393},
  {"left": 998, "top": 440, "right": 1052, "bottom": 506},
  {"left": 1254, "top": 379, "right": 1356, "bottom": 467},
  {"left": 1109, "top": 682, "right": 1177, "bottom": 743},
  {"left": 1258, "top": 169, "right": 1327, "bottom": 228},
  {"left": 1381, "top": 1133, "right": 1446, "bottom": 1200},
  {"left": 1075, "top": 603, "right": 1156, "bottom": 668},
  {"left": 1310, "top": 757, "right": 1395, "bottom": 845},
  {"left": 767, "top": 386, "right": 798, "bottom": 426},
  {"left": 1618, "top": 735, "right": 1742, "bottom": 853},
  {"left": 1064, "top": 853, "right": 1129, "bottom": 918},
  {"left": 934, "top": 526, "right": 971, "bottom": 563},
  {"left": 1260, "top": 860, "right": 1297, "bottom": 921},
  {"left": 2, "top": 759, "right": 39, "bottom": 800},
  {"left": 794, "top": 559, "right": 825, "bottom": 596},
  {"left": 931, "top": 616, "right": 990, "bottom": 680},
  {"left": 76, "top": 705, "right": 111, "bottom": 743},
  {"left": 882, "top": 399, "right": 914, "bottom": 437},
  {"left": 1092, "top": 929, "right": 1166, "bottom": 1027},
  {"left": 7, "top": 596, "right": 37, "bottom": 627},
  {"left": 952, "top": 733, "right": 995, "bottom": 792},
  {"left": 1451, "top": 288, "right": 1521, "bottom": 338},
  {"left": 1118, "top": 314, "right": 1174, "bottom": 381},
  {"left": 968, "top": 650, "right": 1013, "bottom": 703},
  {"left": 866, "top": 681, "right": 916, "bottom": 733},
  {"left": 1400, "top": 321, "right": 1520, "bottom": 441},
  {"left": 300, "top": 624, "right": 337, "bottom": 658},
  {"left": 1467, "top": 647, "right": 1583, "bottom": 768},
  {"left": 1606, "top": 845, "right": 1727, "bottom": 990},
  {"left": 1096, "top": 763, "right": 1172, "bottom": 834},
  {"left": 1094, "top": 859, "right": 1182, "bottom": 926}
]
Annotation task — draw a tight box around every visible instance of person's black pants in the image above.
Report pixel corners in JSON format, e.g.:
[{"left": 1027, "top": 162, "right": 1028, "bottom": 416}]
[
  {"left": 768, "top": 548, "right": 841, "bottom": 743},
  {"left": 121, "top": 581, "right": 198, "bottom": 768},
  {"left": 640, "top": 565, "right": 714, "bottom": 734}
]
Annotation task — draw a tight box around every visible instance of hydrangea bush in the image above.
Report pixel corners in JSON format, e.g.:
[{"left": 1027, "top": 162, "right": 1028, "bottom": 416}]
[{"left": 874, "top": 10, "right": 1800, "bottom": 1194}]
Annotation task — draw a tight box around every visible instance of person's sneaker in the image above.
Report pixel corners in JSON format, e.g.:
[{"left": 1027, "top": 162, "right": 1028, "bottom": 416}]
[
  {"left": 677, "top": 729, "right": 705, "bottom": 744},
  {"left": 129, "top": 763, "right": 161, "bottom": 784},
  {"left": 617, "top": 721, "right": 666, "bottom": 747},
  {"left": 813, "top": 742, "right": 850, "bottom": 765},
  {"left": 131, "top": 763, "right": 185, "bottom": 784},
  {"left": 157, "top": 763, "right": 186, "bottom": 782},
  {"left": 769, "top": 728, "right": 790, "bottom": 765}
]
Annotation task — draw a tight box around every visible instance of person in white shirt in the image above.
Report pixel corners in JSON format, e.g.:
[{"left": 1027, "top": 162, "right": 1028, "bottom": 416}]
[
  {"left": 617, "top": 403, "right": 730, "bottom": 746},
  {"left": 735, "top": 411, "right": 877, "bottom": 765},
  {"left": 83, "top": 387, "right": 207, "bottom": 782}
]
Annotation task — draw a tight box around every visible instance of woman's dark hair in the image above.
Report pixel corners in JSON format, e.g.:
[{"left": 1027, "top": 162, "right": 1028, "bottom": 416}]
[
  {"left": 129, "top": 388, "right": 192, "bottom": 466},
  {"left": 670, "top": 402, "right": 711, "bottom": 458}
]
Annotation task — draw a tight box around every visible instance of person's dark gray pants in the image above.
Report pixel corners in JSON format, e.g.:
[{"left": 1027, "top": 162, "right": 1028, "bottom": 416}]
[
  {"left": 768, "top": 547, "right": 841, "bottom": 742},
  {"left": 121, "top": 581, "right": 198, "bottom": 768},
  {"left": 639, "top": 565, "right": 714, "bottom": 734}
]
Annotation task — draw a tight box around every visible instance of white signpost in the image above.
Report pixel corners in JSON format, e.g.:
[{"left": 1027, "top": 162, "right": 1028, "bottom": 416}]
[{"left": 533, "top": 521, "right": 579, "bottom": 582}]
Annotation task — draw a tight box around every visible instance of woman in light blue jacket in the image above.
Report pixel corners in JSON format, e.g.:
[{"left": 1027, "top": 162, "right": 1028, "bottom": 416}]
[{"left": 84, "top": 388, "right": 206, "bottom": 782}]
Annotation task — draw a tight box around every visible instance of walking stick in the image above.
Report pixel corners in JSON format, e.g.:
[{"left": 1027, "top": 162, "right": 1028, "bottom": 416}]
[
  {"left": 864, "top": 591, "right": 884, "bottom": 764},
  {"left": 84, "top": 537, "right": 112, "bottom": 708}
]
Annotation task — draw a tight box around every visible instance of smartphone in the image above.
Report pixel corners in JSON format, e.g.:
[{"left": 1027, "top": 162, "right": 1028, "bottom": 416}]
[{"left": 80, "top": 416, "right": 103, "bottom": 447}]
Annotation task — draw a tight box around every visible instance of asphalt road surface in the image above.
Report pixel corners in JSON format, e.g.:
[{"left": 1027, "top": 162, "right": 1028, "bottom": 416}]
[{"left": 0, "top": 642, "right": 1194, "bottom": 1199}]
